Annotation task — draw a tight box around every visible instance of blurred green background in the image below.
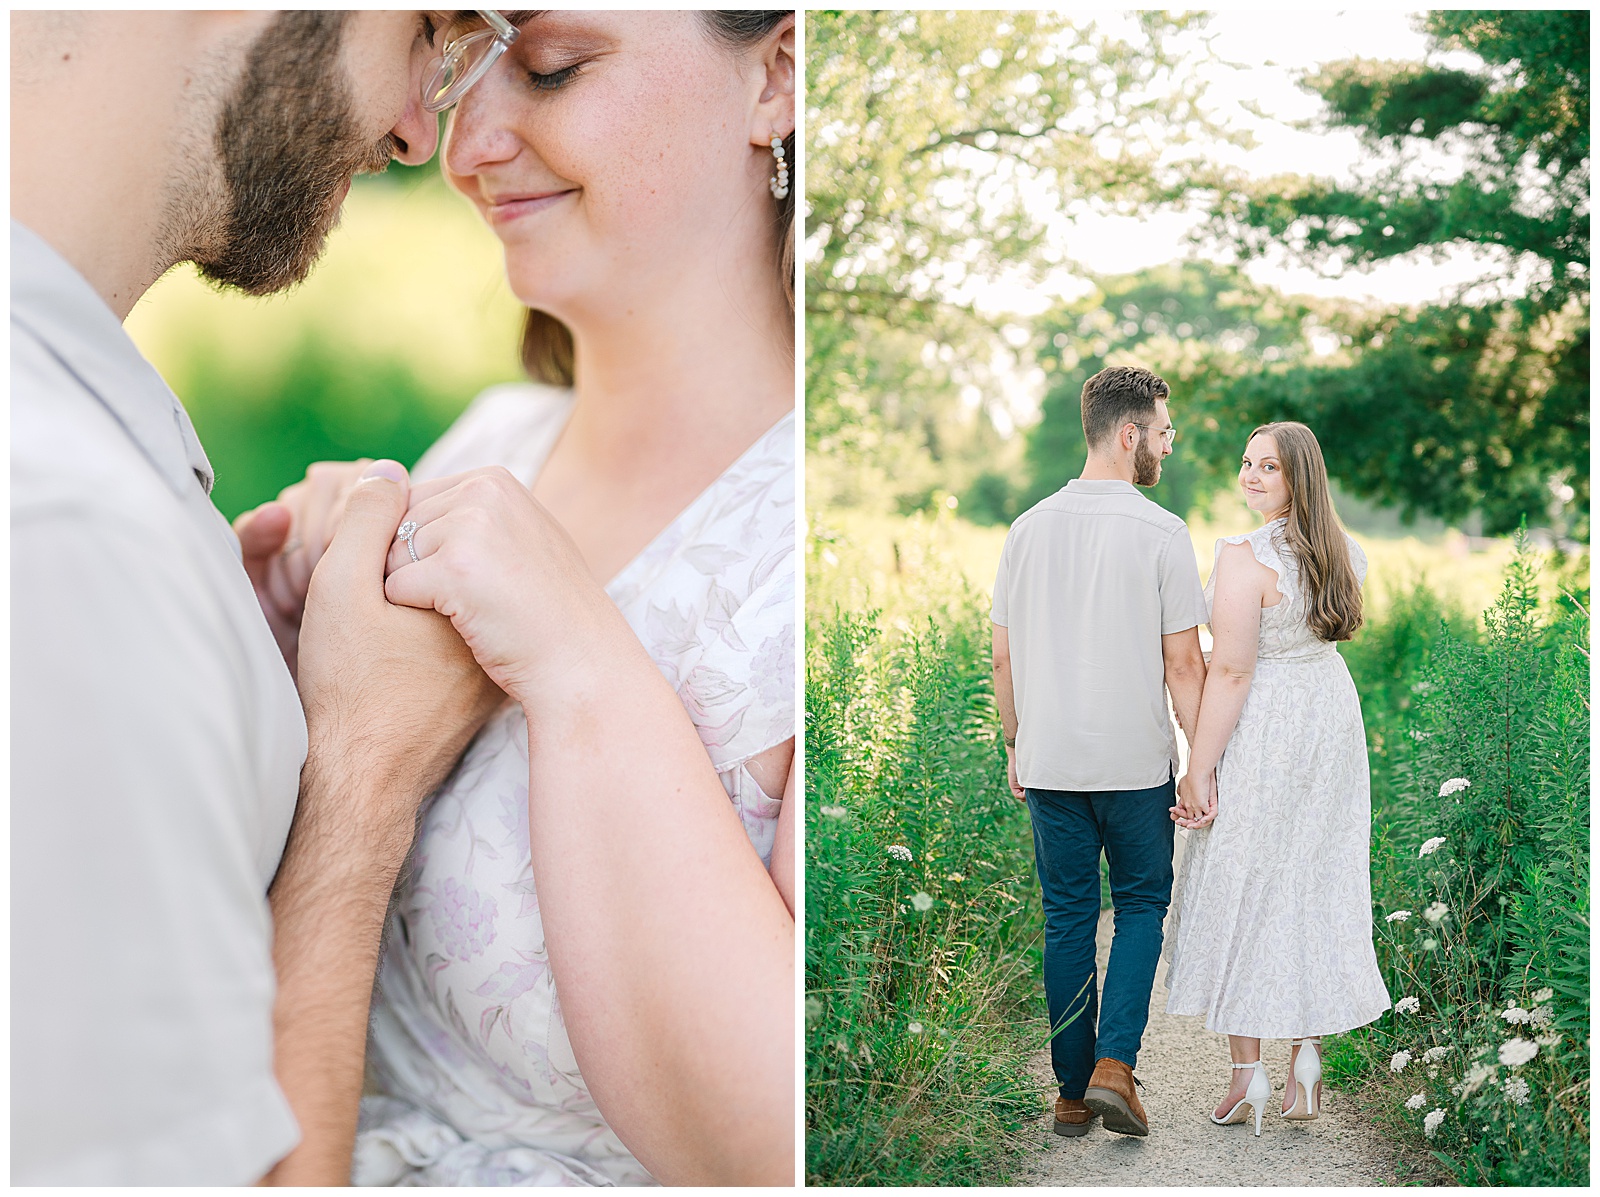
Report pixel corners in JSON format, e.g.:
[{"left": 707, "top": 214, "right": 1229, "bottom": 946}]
[{"left": 124, "top": 164, "right": 528, "bottom": 521}]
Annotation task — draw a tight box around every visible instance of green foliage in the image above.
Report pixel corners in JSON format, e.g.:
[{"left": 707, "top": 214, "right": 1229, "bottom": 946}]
[
  {"left": 805, "top": 592, "right": 1047, "bottom": 1185},
  {"left": 1331, "top": 539, "right": 1590, "bottom": 1185},
  {"left": 180, "top": 336, "right": 469, "bottom": 521},
  {"left": 806, "top": 10, "right": 1231, "bottom": 517},
  {"left": 1208, "top": 9, "right": 1589, "bottom": 537}
]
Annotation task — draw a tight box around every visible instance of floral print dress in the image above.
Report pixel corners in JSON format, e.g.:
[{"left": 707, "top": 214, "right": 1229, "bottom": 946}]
[
  {"left": 1163, "top": 518, "right": 1391, "bottom": 1039},
  {"left": 351, "top": 385, "right": 795, "bottom": 1186}
]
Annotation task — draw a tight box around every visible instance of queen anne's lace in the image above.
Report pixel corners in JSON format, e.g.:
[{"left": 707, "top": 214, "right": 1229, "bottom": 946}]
[{"left": 1165, "top": 520, "right": 1391, "bottom": 1037}]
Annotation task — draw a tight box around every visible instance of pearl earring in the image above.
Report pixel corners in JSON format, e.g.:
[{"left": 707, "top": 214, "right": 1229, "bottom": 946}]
[{"left": 768, "top": 134, "right": 789, "bottom": 200}]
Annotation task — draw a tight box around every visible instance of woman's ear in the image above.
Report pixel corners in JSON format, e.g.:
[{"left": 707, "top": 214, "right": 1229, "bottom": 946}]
[{"left": 750, "top": 14, "right": 795, "bottom": 146}]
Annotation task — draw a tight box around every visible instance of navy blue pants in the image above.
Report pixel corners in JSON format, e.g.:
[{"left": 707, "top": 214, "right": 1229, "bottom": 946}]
[{"left": 1026, "top": 775, "right": 1175, "bottom": 1099}]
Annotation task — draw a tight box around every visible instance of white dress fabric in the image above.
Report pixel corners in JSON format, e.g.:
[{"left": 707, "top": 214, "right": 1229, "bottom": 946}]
[
  {"left": 1163, "top": 519, "right": 1391, "bottom": 1038},
  {"left": 352, "top": 385, "right": 795, "bottom": 1186}
]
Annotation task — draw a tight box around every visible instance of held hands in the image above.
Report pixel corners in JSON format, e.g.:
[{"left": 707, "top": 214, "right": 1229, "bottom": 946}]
[
  {"left": 381, "top": 467, "right": 621, "bottom": 707},
  {"left": 1171, "top": 767, "right": 1217, "bottom": 829},
  {"left": 234, "top": 459, "right": 374, "bottom": 677},
  {"left": 295, "top": 461, "right": 506, "bottom": 840}
]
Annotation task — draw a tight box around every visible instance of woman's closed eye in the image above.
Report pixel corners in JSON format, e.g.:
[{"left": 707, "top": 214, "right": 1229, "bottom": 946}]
[{"left": 526, "top": 63, "right": 584, "bottom": 91}]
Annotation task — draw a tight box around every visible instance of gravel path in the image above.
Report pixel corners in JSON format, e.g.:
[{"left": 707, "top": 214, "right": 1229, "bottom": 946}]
[{"left": 1010, "top": 835, "right": 1399, "bottom": 1187}]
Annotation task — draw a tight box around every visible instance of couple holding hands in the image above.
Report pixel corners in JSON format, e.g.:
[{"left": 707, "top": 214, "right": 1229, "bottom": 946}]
[
  {"left": 14, "top": 10, "right": 794, "bottom": 1187},
  {"left": 992, "top": 365, "right": 1391, "bottom": 1141}
]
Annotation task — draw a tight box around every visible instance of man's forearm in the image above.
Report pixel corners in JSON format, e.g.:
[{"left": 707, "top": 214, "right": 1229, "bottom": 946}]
[
  {"left": 1165, "top": 664, "right": 1205, "bottom": 750},
  {"left": 262, "top": 759, "right": 416, "bottom": 1185},
  {"left": 993, "top": 658, "right": 1018, "bottom": 745}
]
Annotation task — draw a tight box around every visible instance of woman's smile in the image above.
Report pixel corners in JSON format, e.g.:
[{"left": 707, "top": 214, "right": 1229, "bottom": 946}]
[{"left": 482, "top": 187, "right": 579, "bottom": 227}]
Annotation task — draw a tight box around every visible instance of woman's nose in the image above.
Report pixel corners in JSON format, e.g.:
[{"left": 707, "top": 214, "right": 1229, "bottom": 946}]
[{"left": 443, "top": 61, "right": 522, "bottom": 178}]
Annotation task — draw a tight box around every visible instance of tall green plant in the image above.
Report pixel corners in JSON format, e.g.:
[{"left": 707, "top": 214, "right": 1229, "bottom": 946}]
[{"left": 1337, "top": 539, "right": 1589, "bottom": 1185}]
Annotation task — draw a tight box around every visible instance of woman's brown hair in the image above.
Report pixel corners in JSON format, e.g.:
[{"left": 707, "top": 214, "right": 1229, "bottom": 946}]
[
  {"left": 520, "top": 11, "right": 797, "bottom": 385},
  {"left": 1249, "top": 421, "right": 1364, "bottom": 642}
]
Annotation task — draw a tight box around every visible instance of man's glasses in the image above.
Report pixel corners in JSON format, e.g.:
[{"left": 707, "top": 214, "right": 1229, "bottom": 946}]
[
  {"left": 422, "top": 10, "right": 520, "bottom": 114},
  {"left": 1131, "top": 422, "right": 1178, "bottom": 447}
]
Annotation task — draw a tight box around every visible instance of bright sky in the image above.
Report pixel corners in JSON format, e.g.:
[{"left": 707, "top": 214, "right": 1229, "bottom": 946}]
[{"left": 974, "top": 9, "right": 1513, "bottom": 317}]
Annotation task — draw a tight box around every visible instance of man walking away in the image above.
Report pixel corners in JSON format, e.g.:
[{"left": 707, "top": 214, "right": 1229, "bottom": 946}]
[{"left": 990, "top": 365, "right": 1208, "bottom": 1138}]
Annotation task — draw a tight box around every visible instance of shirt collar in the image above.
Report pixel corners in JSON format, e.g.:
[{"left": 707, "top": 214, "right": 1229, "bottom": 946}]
[
  {"left": 1066, "top": 478, "right": 1140, "bottom": 496},
  {"left": 10, "top": 220, "right": 215, "bottom": 497}
]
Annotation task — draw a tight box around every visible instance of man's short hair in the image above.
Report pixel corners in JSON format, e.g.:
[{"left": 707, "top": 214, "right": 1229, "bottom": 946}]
[{"left": 1081, "top": 365, "right": 1170, "bottom": 450}]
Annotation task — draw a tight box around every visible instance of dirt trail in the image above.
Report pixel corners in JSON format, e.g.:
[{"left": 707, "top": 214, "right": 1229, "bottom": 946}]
[{"left": 1010, "top": 836, "right": 1399, "bottom": 1187}]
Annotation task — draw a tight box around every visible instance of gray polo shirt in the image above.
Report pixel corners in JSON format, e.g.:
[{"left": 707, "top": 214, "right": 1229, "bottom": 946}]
[
  {"left": 11, "top": 221, "right": 304, "bottom": 1183},
  {"left": 991, "top": 479, "right": 1208, "bottom": 792}
]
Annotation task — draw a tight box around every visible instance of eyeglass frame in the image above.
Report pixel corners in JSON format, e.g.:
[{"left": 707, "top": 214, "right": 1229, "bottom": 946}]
[
  {"left": 422, "top": 9, "right": 521, "bottom": 114},
  {"left": 1129, "top": 422, "right": 1178, "bottom": 447}
]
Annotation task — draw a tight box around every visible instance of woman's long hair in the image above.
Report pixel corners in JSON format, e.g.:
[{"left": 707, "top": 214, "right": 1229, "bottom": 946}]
[
  {"left": 1250, "top": 421, "right": 1363, "bottom": 642},
  {"left": 520, "top": 11, "right": 796, "bottom": 385}
]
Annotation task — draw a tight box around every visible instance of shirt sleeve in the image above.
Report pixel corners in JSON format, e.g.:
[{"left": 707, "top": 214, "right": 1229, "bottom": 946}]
[
  {"left": 990, "top": 534, "right": 1011, "bottom": 626},
  {"left": 1159, "top": 523, "right": 1209, "bottom": 634},
  {"left": 11, "top": 505, "right": 299, "bottom": 1185}
]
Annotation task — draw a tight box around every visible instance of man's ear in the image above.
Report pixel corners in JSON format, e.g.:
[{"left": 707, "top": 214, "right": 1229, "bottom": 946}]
[{"left": 749, "top": 14, "right": 795, "bottom": 147}]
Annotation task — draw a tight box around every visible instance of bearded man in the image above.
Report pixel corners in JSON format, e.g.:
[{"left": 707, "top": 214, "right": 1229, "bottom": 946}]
[
  {"left": 990, "top": 364, "right": 1210, "bottom": 1140},
  {"left": 11, "top": 11, "right": 502, "bottom": 1184}
]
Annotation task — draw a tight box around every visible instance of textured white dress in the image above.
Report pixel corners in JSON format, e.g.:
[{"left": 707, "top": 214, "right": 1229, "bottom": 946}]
[
  {"left": 1163, "top": 519, "right": 1391, "bottom": 1038},
  {"left": 351, "top": 385, "right": 795, "bottom": 1186}
]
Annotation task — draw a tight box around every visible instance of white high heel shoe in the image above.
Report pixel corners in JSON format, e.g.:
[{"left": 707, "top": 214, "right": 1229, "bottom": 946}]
[
  {"left": 1210, "top": 1060, "right": 1271, "bottom": 1136},
  {"left": 1283, "top": 1038, "right": 1323, "bottom": 1120}
]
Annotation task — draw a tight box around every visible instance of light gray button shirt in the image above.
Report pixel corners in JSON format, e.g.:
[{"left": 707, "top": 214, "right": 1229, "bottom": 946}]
[
  {"left": 11, "top": 221, "right": 304, "bottom": 1184},
  {"left": 992, "top": 479, "right": 1208, "bottom": 792}
]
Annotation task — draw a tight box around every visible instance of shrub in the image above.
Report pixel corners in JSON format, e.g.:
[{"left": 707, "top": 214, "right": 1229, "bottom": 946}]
[
  {"left": 1333, "top": 537, "right": 1590, "bottom": 1185},
  {"left": 805, "top": 595, "right": 1045, "bottom": 1185}
]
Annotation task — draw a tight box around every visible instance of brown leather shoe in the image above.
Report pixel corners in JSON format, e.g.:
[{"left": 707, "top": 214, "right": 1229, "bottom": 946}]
[
  {"left": 1083, "top": 1057, "right": 1149, "bottom": 1136},
  {"left": 1053, "top": 1096, "right": 1097, "bottom": 1137}
]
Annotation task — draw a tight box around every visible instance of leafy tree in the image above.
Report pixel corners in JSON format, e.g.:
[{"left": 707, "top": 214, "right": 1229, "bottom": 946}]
[
  {"left": 806, "top": 11, "right": 1233, "bottom": 514},
  {"left": 1210, "top": 10, "right": 1589, "bottom": 536}
]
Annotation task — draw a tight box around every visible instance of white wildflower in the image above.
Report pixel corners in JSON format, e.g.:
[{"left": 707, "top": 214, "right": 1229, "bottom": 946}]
[
  {"left": 1529, "top": 1006, "right": 1553, "bottom": 1026},
  {"left": 1427, "top": 1066, "right": 1439, "bottom": 1079},
  {"left": 1395, "top": 995, "right": 1421, "bottom": 1014},
  {"left": 1390, "top": 1050, "right": 1413, "bottom": 1072},
  {"left": 1408, "top": 729, "right": 1431, "bottom": 741},
  {"left": 1500, "top": 1007, "right": 1532, "bottom": 1025},
  {"left": 1385, "top": 909, "right": 1413, "bottom": 923},
  {"left": 1423, "top": 901, "right": 1449, "bottom": 924},
  {"left": 1532, "top": 987, "right": 1554, "bottom": 1004},
  {"left": 1422, "top": 937, "right": 1440, "bottom": 951},
  {"left": 819, "top": 805, "right": 848, "bottom": 818},
  {"left": 1499, "top": 1038, "right": 1538, "bottom": 1067},
  {"left": 910, "top": 891, "right": 934, "bottom": 912},
  {"left": 886, "top": 844, "right": 913, "bottom": 862},
  {"left": 907, "top": 1021, "right": 924, "bottom": 1035},
  {"left": 1424, "top": 1108, "right": 1447, "bottom": 1138},
  {"left": 1536, "top": 1033, "right": 1563, "bottom": 1047},
  {"left": 1422, "top": 1046, "right": 1452, "bottom": 1063},
  {"left": 1503, "top": 1077, "right": 1531, "bottom": 1106},
  {"left": 1419, "top": 836, "right": 1448, "bottom": 857},
  {"left": 1405, "top": 1092, "right": 1426, "bottom": 1110},
  {"left": 805, "top": 996, "right": 822, "bottom": 1023},
  {"left": 1459, "top": 1062, "right": 1497, "bottom": 1098},
  {"left": 1438, "top": 777, "right": 1471, "bottom": 797}
]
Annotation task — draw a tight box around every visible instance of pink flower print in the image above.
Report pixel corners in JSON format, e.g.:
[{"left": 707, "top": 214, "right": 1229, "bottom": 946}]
[{"left": 431, "top": 877, "right": 498, "bottom": 962}]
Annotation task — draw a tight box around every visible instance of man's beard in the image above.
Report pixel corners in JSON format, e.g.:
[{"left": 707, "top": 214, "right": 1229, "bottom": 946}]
[
  {"left": 195, "top": 11, "right": 395, "bottom": 295},
  {"left": 1133, "top": 430, "right": 1162, "bottom": 486}
]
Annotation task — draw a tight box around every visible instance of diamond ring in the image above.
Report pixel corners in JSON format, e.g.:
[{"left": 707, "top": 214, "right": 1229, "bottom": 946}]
[{"left": 397, "top": 520, "right": 420, "bottom": 564}]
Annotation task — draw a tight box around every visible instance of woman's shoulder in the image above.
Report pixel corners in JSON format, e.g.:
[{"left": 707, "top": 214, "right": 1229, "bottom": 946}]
[{"left": 413, "top": 382, "right": 575, "bottom": 483}]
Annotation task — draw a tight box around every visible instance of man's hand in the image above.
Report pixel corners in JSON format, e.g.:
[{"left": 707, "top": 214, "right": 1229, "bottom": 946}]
[
  {"left": 295, "top": 460, "right": 506, "bottom": 837},
  {"left": 263, "top": 459, "right": 504, "bottom": 1186},
  {"left": 1005, "top": 745, "right": 1026, "bottom": 804},
  {"left": 234, "top": 460, "right": 374, "bottom": 680}
]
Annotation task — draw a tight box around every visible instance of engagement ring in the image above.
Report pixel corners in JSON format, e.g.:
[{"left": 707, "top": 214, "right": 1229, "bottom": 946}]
[{"left": 397, "top": 520, "right": 420, "bottom": 564}]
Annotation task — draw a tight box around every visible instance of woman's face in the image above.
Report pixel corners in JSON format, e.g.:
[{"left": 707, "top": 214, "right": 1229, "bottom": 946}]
[
  {"left": 1240, "top": 433, "right": 1291, "bottom": 520},
  {"left": 441, "top": 12, "right": 774, "bottom": 319}
]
